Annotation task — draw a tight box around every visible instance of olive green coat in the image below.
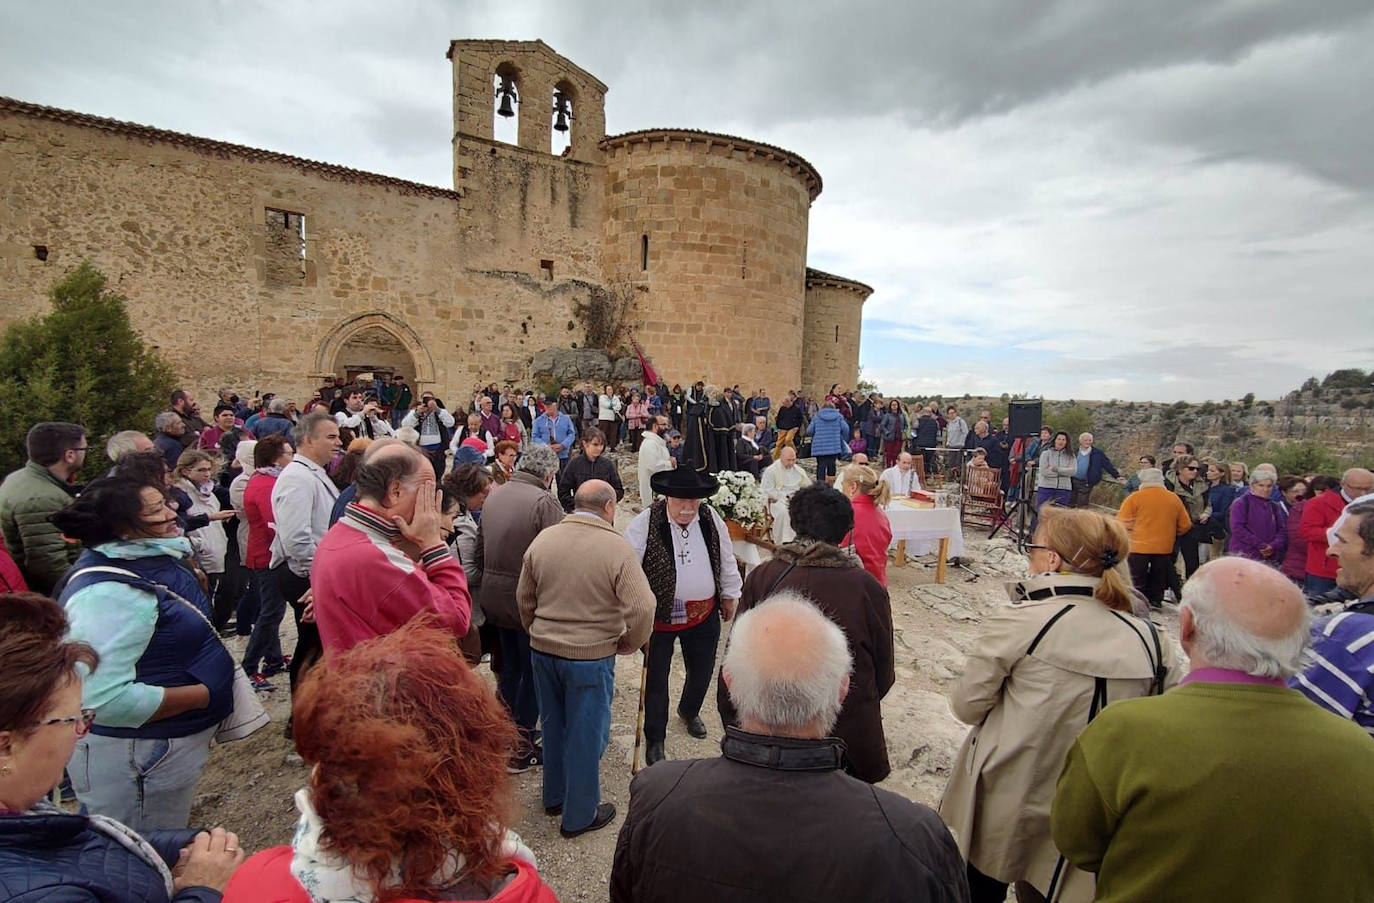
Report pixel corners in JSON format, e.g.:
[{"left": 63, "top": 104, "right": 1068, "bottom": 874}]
[{"left": 0, "top": 461, "right": 80, "bottom": 594}]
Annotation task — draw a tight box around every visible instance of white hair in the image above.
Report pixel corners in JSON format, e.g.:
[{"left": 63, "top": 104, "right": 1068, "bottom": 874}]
[
  {"left": 723, "top": 591, "right": 852, "bottom": 733},
  {"left": 1181, "top": 566, "right": 1310, "bottom": 679},
  {"left": 741, "top": 423, "right": 756, "bottom": 436},
  {"left": 394, "top": 425, "right": 420, "bottom": 446},
  {"left": 153, "top": 411, "right": 179, "bottom": 432},
  {"left": 517, "top": 443, "right": 560, "bottom": 480},
  {"left": 268, "top": 396, "right": 289, "bottom": 414},
  {"left": 106, "top": 430, "right": 148, "bottom": 462},
  {"left": 1250, "top": 464, "right": 1278, "bottom": 484}
]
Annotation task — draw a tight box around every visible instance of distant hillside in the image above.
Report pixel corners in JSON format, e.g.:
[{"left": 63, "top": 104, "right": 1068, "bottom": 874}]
[{"left": 890, "top": 369, "right": 1374, "bottom": 497}]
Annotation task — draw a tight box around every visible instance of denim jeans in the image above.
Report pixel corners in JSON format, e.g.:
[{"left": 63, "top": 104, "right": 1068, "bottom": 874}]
[
  {"left": 496, "top": 627, "right": 540, "bottom": 749},
  {"left": 531, "top": 651, "right": 614, "bottom": 831},
  {"left": 1304, "top": 574, "right": 1338, "bottom": 596},
  {"left": 69, "top": 725, "right": 215, "bottom": 831},
  {"left": 242, "top": 567, "right": 287, "bottom": 674}
]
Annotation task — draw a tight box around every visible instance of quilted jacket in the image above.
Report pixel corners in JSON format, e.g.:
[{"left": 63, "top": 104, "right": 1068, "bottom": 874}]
[
  {"left": 0, "top": 460, "right": 80, "bottom": 594},
  {"left": 0, "top": 808, "right": 220, "bottom": 902}
]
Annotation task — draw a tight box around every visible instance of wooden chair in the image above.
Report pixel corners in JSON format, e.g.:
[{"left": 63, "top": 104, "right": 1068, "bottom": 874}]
[
  {"left": 961, "top": 466, "right": 1004, "bottom": 530},
  {"left": 912, "top": 454, "right": 927, "bottom": 489}
]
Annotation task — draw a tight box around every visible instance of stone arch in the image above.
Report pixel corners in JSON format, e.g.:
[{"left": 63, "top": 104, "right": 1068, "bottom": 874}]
[{"left": 315, "top": 312, "right": 436, "bottom": 387}]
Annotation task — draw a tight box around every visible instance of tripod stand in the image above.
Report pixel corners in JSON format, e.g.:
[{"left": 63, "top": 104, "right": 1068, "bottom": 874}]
[{"left": 988, "top": 457, "right": 1036, "bottom": 551}]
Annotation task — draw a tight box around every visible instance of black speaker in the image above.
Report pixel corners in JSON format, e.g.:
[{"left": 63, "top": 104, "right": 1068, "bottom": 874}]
[{"left": 1008, "top": 400, "right": 1043, "bottom": 437}]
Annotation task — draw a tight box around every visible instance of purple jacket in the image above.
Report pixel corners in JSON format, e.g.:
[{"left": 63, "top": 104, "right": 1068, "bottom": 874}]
[{"left": 1229, "top": 491, "right": 1287, "bottom": 563}]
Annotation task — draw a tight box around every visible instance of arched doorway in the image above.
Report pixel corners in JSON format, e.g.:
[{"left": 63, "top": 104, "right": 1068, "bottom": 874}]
[
  {"left": 334, "top": 326, "right": 416, "bottom": 384},
  {"left": 314, "top": 312, "right": 436, "bottom": 388}
]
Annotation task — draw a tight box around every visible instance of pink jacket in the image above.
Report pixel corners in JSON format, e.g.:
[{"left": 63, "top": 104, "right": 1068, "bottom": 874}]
[
  {"left": 310, "top": 503, "right": 472, "bottom": 654},
  {"left": 843, "top": 494, "right": 893, "bottom": 587},
  {"left": 626, "top": 401, "right": 650, "bottom": 428}
]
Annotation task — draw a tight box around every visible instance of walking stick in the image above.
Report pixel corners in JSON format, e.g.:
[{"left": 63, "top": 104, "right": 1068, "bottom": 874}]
[{"left": 631, "top": 644, "right": 650, "bottom": 775}]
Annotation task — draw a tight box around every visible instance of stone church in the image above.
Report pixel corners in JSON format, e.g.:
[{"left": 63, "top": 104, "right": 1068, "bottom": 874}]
[{"left": 0, "top": 39, "right": 871, "bottom": 405}]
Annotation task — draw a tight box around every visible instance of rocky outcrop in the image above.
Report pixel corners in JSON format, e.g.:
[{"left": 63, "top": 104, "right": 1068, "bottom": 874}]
[{"left": 529, "top": 346, "right": 643, "bottom": 386}]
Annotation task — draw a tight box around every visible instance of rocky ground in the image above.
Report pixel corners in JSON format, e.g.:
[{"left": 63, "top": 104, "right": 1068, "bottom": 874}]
[{"left": 191, "top": 455, "right": 1184, "bottom": 899}]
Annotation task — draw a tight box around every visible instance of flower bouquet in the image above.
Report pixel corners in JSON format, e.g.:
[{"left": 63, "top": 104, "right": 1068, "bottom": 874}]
[{"left": 708, "top": 470, "right": 768, "bottom": 538}]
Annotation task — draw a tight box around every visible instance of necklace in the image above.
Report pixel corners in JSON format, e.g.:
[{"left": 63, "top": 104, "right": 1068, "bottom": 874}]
[{"left": 676, "top": 523, "right": 692, "bottom": 567}]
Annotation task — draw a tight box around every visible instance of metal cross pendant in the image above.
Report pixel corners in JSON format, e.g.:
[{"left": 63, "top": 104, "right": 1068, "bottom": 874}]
[{"left": 677, "top": 548, "right": 691, "bottom": 565}]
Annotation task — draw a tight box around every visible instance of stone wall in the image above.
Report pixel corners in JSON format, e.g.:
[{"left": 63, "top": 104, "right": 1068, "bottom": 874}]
[
  {"left": 0, "top": 101, "right": 467, "bottom": 405},
  {"left": 602, "top": 130, "right": 820, "bottom": 402},
  {"left": 801, "top": 268, "right": 872, "bottom": 398},
  {"left": 0, "top": 39, "right": 875, "bottom": 409}
]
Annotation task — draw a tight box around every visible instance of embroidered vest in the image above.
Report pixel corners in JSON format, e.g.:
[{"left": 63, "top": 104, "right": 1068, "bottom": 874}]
[{"left": 642, "top": 502, "right": 721, "bottom": 624}]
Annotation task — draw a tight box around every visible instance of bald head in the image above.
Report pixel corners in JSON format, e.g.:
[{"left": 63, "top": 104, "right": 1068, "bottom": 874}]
[
  {"left": 722, "top": 591, "right": 852, "bottom": 737},
  {"left": 850, "top": 452, "right": 869, "bottom": 466},
  {"left": 1180, "top": 558, "right": 1310, "bottom": 679},
  {"left": 1341, "top": 467, "right": 1374, "bottom": 498},
  {"left": 353, "top": 442, "right": 426, "bottom": 507},
  {"left": 574, "top": 479, "right": 617, "bottom": 523}
]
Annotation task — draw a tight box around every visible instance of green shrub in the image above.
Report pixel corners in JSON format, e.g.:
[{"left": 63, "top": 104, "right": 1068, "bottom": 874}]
[{"left": 0, "top": 262, "right": 176, "bottom": 480}]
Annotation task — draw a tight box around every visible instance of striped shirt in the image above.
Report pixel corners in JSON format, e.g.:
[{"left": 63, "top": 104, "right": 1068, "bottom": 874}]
[{"left": 1291, "top": 605, "right": 1374, "bottom": 737}]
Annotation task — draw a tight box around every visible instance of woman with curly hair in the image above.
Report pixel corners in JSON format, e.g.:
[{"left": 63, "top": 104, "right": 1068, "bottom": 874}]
[{"left": 223, "top": 621, "right": 556, "bottom": 902}]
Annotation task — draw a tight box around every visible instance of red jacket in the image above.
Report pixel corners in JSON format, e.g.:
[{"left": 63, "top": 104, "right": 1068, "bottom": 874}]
[
  {"left": 242, "top": 471, "right": 279, "bottom": 570},
  {"left": 1300, "top": 490, "right": 1347, "bottom": 580},
  {"left": 842, "top": 493, "right": 894, "bottom": 587},
  {"left": 0, "top": 534, "right": 28, "bottom": 593},
  {"left": 223, "top": 846, "right": 559, "bottom": 903},
  {"left": 310, "top": 503, "right": 471, "bottom": 654}
]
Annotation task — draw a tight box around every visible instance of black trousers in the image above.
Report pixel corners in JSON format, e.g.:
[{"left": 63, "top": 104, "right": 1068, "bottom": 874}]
[
  {"left": 645, "top": 612, "right": 721, "bottom": 743},
  {"left": 966, "top": 863, "right": 1007, "bottom": 903},
  {"left": 1069, "top": 477, "right": 1093, "bottom": 508},
  {"left": 1166, "top": 526, "right": 1204, "bottom": 598},
  {"left": 1129, "top": 552, "right": 1174, "bottom": 605},
  {"left": 272, "top": 563, "right": 320, "bottom": 693}
]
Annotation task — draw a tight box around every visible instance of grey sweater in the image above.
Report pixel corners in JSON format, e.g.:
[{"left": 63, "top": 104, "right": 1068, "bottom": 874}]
[{"left": 1038, "top": 448, "right": 1077, "bottom": 490}]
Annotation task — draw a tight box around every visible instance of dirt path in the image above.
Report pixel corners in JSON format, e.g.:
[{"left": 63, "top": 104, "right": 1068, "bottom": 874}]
[{"left": 192, "top": 495, "right": 1183, "bottom": 899}]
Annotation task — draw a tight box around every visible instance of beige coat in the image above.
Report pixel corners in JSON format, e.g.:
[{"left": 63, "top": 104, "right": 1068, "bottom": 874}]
[{"left": 938, "top": 575, "right": 1179, "bottom": 901}]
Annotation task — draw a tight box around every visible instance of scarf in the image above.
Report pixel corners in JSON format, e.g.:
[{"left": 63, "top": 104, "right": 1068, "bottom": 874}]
[
  {"left": 257, "top": 465, "right": 284, "bottom": 478},
  {"left": 287, "top": 789, "right": 535, "bottom": 903},
  {"left": 27, "top": 799, "right": 174, "bottom": 896}
]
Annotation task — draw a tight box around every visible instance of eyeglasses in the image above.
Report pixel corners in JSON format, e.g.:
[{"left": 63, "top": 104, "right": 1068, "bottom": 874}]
[
  {"left": 70, "top": 446, "right": 89, "bottom": 453},
  {"left": 1024, "top": 543, "right": 1053, "bottom": 553},
  {"left": 1182, "top": 466, "right": 1198, "bottom": 472},
  {"left": 36, "top": 708, "right": 97, "bottom": 736}
]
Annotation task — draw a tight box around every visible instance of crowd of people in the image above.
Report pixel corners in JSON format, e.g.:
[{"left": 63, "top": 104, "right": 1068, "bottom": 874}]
[{"left": 1, "top": 377, "right": 1373, "bottom": 902}]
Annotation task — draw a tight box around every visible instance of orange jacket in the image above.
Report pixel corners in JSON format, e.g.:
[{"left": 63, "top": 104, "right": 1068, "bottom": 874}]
[{"left": 1117, "top": 486, "right": 1191, "bottom": 555}]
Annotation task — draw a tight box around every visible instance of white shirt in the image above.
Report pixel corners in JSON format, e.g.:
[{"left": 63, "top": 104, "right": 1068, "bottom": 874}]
[
  {"left": 881, "top": 465, "right": 922, "bottom": 498},
  {"left": 335, "top": 409, "right": 395, "bottom": 438},
  {"left": 637, "top": 431, "right": 674, "bottom": 504},
  {"left": 269, "top": 454, "right": 340, "bottom": 576},
  {"left": 401, "top": 406, "right": 456, "bottom": 447},
  {"left": 625, "top": 505, "right": 743, "bottom": 601}
]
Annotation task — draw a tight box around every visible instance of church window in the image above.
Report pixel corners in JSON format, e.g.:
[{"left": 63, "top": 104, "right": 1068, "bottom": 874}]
[
  {"left": 540, "top": 259, "right": 554, "bottom": 280},
  {"left": 264, "top": 208, "right": 306, "bottom": 287}
]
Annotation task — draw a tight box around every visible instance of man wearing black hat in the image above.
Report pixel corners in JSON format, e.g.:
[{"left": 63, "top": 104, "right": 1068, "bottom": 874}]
[{"left": 625, "top": 468, "right": 742, "bottom": 765}]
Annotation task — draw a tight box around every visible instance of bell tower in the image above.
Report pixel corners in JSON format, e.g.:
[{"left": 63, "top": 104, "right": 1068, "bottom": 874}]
[{"left": 447, "top": 39, "right": 608, "bottom": 190}]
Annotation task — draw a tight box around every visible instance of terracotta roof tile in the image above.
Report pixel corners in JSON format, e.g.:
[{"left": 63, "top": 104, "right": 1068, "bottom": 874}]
[
  {"left": 601, "top": 128, "right": 823, "bottom": 200},
  {"left": 0, "top": 96, "right": 461, "bottom": 200}
]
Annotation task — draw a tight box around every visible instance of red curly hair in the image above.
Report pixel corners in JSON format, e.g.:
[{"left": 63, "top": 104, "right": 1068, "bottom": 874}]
[{"left": 292, "top": 620, "right": 518, "bottom": 899}]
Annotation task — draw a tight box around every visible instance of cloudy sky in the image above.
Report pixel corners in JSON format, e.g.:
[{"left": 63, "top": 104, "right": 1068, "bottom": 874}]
[{"left": 3, "top": 0, "right": 1371, "bottom": 401}]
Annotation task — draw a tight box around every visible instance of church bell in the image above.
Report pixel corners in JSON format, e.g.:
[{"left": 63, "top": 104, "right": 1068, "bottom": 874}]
[
  {"left": 495, "top": 75, "right": 518, "bottom": 118},
  {"left": 553, "top": 90, "right": 572, "bottom": 132}
]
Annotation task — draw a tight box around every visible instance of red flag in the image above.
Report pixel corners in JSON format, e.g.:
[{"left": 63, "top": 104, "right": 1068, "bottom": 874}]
[{"left": 630, "top": 335, "right": 659, "bottom": 387}]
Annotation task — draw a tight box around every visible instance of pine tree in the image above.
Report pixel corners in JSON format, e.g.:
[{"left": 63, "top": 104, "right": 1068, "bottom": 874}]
[{"left": 0, "top": 261, "right": 176, "bottom": 479}]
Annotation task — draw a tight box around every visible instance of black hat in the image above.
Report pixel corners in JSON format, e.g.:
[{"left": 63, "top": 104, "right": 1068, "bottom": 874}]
[
  {"left": 544, "top": 394, "right": 559, "bottom": 404},
  {"left": 651, "top": 468, "right": 719, "bottom": 500}
]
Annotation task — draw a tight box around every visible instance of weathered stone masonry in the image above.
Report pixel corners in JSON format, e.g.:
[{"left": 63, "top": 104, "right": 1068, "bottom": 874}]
[{"left": 0, "top": 39, "right": 870, "bottom": 407}]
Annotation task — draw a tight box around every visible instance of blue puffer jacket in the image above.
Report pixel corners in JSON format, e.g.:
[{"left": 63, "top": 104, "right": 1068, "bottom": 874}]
[
  {"left": 0, "top": 806, "right": 220, "bottom": 902},
  {"left": 807, "top": 408, "right": 851, "bottom": 456}
]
